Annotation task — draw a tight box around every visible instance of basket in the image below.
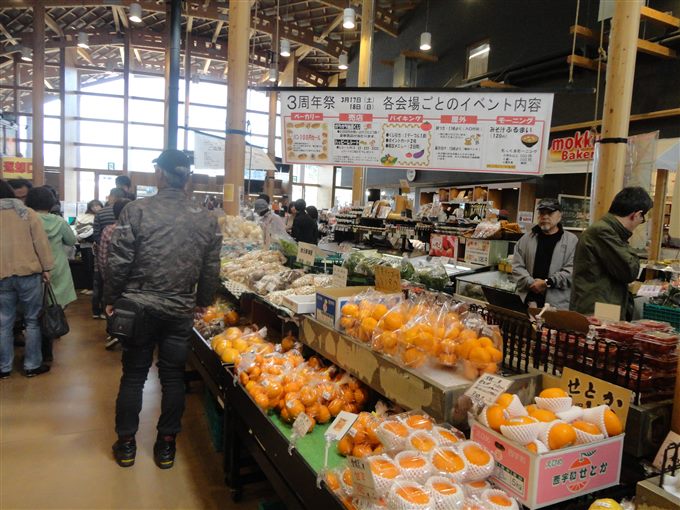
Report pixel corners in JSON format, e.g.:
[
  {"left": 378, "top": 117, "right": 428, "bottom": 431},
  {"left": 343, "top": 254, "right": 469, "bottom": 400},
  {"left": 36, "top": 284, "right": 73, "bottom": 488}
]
[{"left": 643, "top": 303, "right": 680, "bottom": 331}]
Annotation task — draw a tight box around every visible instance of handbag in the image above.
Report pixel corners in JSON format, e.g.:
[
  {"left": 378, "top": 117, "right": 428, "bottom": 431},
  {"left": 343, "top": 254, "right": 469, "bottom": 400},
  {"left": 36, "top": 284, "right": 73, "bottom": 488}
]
[
  {"left": 108, "top": 297, "right": 146, "bottom": 346},
  {"left": 39, "top": 282, "right": 70, "bottom": 338}
]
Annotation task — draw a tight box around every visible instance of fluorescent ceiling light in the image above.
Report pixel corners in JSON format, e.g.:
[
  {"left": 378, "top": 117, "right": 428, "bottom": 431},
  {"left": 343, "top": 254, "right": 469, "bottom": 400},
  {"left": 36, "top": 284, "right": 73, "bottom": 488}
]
[
  {"left": 469, "top": 44, "right": 490, "bottom": 59},
  {"left": 343, "top": 8, "right": 356, "bottom": 29},
  {"left": 129, "top": 3, "right": 142, "bottom": 23}
]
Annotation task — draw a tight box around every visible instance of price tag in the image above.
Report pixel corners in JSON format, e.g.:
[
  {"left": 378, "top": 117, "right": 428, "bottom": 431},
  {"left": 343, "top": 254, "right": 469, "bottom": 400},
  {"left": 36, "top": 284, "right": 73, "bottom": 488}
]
[
  {"left": 332, "top": 265, "right": 348, "bottom": 288},
  {"left": 292, "top": 412, "right": 314, "bottom": 437},
  {"left": 374, "top": 265, "right": 401, "bottom": 293},
  {"left": 637, "top": 284, "right": 663, "bottom": 297},
  {"left": 296, "top": 242, "right": 317, "bottom": 266},
  {"left": 593, "top": 302, "right": 621, "bottom": 322},
  {"left": 325, "top": 411, "right": 359, "bottom": 441},
  {"left": 464, "top": 373, "right": 513, "bottom": 407},
  {"left": 653, "top": 431, "right": 680, "bottom": 470},
  {"left": 348, "top": 456, "right": 378, "bottom": 501},
  {"left": 518, "top": 211, "right": 534, "bottom": 223},
  {"left": 559, "top": 368, "right": 631, "bottom": 425}
]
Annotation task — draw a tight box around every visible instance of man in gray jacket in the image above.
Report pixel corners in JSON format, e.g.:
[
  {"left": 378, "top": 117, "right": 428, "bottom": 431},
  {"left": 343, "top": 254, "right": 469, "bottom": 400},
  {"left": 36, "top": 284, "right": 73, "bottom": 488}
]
[
  {"left": 104, "top": 150, "right": 222, "bottom": 469},
  {"left": 512, "top": 198, "right": 578, "bottom": 309}
]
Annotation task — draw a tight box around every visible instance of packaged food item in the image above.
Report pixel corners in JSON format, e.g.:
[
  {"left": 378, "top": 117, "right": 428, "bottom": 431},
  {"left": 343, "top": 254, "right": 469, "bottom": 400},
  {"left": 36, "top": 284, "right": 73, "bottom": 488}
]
[{"left": 632, "top": 330, "right": 679, "bottom": 355}]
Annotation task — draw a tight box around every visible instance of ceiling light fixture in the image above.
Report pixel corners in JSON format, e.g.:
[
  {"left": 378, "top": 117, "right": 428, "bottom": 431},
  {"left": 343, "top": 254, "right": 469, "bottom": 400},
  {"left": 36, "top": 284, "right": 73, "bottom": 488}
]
[
  {"left": 280, "top": 39, "right": 290, "bottom": 57},
  {"left": 420, "top": 0, "right": 432, "bottom": 51},
  {"left": 338, "top": 53, "right": 348, "bottom": 70},
  {"left": 20, "top": 47, "right": 32, "bottom": 62},
  {"left": 343, "top": 7, "right": 356, "bottom": 29},
  {"left": 269, "top": 65, "right": 279, "bottom": 83},
  {"left": 469, "top": 44, "right": 490, "bottom": 59},
  {"left": 129, "top": 3, "right": 142, "bottom": 23},
  {"left": 77, "top": 31, "right": 89, "bottom": 49}
]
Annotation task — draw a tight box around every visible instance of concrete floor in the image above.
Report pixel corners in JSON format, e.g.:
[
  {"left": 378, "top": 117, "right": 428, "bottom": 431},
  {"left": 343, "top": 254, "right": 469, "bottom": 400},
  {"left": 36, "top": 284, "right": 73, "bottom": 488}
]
[{"left": 0, "top": 295, "right": 272, "bottom": 509}]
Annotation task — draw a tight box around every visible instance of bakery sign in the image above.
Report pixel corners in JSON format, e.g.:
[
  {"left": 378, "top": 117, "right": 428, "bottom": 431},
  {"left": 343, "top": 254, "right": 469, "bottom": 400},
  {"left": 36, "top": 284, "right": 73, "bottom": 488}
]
[{"left": 549, "top": 130, "right": 597, "bottom": 162}]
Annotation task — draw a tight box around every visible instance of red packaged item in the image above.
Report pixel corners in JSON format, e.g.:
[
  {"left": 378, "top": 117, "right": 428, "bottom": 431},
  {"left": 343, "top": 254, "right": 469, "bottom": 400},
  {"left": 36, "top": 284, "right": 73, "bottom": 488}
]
[
  {"left": 632, "top": 319, "right": 674, "bottom": 332},
  {"left": 632, "top": 330, "right": 679, "bottom": 355},
  {"left": 601, "top": 325, "right": 639, "bottom": 343},
  {"left": 642, "top": 352, "right": 679, "bottom": 371}
]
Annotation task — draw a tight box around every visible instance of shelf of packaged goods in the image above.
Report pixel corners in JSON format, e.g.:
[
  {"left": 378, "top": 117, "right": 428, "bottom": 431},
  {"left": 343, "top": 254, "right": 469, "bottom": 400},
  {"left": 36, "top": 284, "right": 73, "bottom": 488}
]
[
  {"left": 222, "top": 279, "right": 251, "bottom": 302},
  {"left": 299, "top": 317, "right": 539, "bottom": 425}
]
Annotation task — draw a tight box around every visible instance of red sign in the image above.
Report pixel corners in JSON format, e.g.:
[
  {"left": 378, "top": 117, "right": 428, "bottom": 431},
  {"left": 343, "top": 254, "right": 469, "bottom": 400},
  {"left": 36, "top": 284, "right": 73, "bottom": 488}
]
[
  {"left": 291, "top": 112, "right": 323, "bottom": 121},
  {"left": 549, "top": 130, "right": 597, "bottom": 161},
  {"left": 440, "top": 115, "right": 478, "bottom": 124},
  {"left": 387, "top": 114, "right": 424, "bottom": 123},
  {"left": 339, "top": 113, "right": 373, "bottom": 122},
  {"left": 496, "top": 116, "right": 536, "bottom": 125},
  {"left": 1, "top": 157, "right": 33, "bottom": 179}
]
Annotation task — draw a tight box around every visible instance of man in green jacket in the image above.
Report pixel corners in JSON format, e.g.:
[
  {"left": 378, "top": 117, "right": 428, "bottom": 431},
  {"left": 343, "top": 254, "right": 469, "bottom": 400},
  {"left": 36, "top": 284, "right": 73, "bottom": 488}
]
[{"left": 570, "top": 187, "right": 653, "bottom": 319}]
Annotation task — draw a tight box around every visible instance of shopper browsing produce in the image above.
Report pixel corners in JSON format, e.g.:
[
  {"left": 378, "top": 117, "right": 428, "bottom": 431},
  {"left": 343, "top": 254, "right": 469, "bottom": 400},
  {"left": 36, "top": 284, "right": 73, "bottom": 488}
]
[
  {"left": 570, "top": 187, "right": 653, "bottom": 319},
  {"left": 512, "top": 198, "right": 577, "bottom": 309},
  {"left": 291, "top": 198, "right": 319, "bottom": 245},
  {"left": 104, "top": 149, "right": 222, "bottom": 470},
  {"left": 253, "top": 198, "right": 287, "bottom": 249}
]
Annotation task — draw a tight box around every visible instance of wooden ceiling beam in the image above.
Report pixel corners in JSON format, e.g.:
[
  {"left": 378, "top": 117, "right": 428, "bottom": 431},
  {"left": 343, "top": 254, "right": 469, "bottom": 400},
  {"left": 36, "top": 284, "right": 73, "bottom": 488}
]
[
  {"left": 315, "top": 0, "right": 400, "bottom": 37},
  {"left": 115, "top": 6, "right": 129, "bottom": 29},
  {"left": 211, "top": 20, "right": 223, "bottom": 43},
  {"left": 253, "top": 14, "right": 343, "bottom": 58},
  {"left": 111, "top": 6, "right": 120, "bottom": 33},
  {"left": 45, "top": 13, "right": 65, "bottom": 38},
  {"left": 0, "top": 22, "right": 19, "bottom": 45},
  {"left": 640, "top": 5, "right": 680, "bottom": 29}
]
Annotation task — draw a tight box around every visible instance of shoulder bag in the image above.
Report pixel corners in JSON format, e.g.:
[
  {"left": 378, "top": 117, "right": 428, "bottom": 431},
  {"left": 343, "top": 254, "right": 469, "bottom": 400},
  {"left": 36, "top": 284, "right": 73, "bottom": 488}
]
[
  {"left": 39, "top": 282, "right": 70, "bottom": 338},
  {"left": 108, "top": 297, "right": 146, "bottom": 346}
]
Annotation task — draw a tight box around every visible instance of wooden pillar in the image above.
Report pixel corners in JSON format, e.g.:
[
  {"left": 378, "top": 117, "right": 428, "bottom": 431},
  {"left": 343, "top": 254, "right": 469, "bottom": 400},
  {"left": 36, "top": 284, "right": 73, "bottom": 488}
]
[
  {"left": 123, "top": 30, "right": 130, "bottom": 173},
  {"left": 648, "top": 169, "right": 668, "bottom": 261},
  {"left": 265, "top": 90, "right": 277, "bottom": 198},
  {"left": 352, "top": 0, "right": 374, "bottom": 205},
  {"left": 61, "top": 47, "right": 78, "bottom": 201},
  {"left": 592, "top": 0, "right": 642, "bottom": 220},
  {"left": 224, "top": 0, "right": 251, "bottom": 215},
  {"left": 31, "top": 3, "right": 45, "bottom": 185}
]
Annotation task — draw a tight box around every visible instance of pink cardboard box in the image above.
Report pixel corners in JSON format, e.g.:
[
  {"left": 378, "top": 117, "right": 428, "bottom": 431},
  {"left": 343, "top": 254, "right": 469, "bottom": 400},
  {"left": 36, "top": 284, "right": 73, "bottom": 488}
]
[{"left": 471, "top": 421, "right": 624, "bottom": 509}]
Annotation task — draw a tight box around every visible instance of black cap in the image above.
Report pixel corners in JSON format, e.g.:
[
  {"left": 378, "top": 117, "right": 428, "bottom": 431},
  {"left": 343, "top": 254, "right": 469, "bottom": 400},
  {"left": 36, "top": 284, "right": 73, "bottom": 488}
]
[
  {"left": 294, "top": 198, "right": 306, "bottom": 211},
  {"left": 536, "top": 198, "right": 561, "bottom": 212},
  {"left": 152, "top": 150, "right": 191, "bottom": 174}
]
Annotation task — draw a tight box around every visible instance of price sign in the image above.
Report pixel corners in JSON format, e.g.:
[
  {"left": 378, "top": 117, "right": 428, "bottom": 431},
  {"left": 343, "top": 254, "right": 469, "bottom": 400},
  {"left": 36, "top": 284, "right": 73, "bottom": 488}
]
[
  {"left": 348, "top": 456, "right": 378, "bottom": 501},
  {"left": 325, "top": 411, "right": 359, "bottom": 441},
  {"left": 464, "top": 373, "right": 513, "bottom": 407},
  {"left": 374, "top": 265, "right": 401, "bottom": 293},
  {"left": 292, "top": 412, "right": 314, "bottom": 437},
  {"left": 637, "top": 284, "right": 663, "bottom": 297},
  {"left": 559, "top": 368, "right": 631, "bottom": 425},
  {"left": 332, "top": 265, "right": 348, "bottom": 288},
  {"left": 653, "top": 431, "right": 680, "bottom": 470},
  {"left": 518, "top": 211, "right": 534, "bottom": 224},
  {"left": 296, "top": 242, "right": 317, "bottom": 266},
  {"left": 593, "top": 302, "right": 621, "bottom": 322}
]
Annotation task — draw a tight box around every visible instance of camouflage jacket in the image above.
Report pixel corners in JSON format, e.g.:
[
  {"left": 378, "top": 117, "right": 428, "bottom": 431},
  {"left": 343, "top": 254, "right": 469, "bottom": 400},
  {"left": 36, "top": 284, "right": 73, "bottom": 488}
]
[{"left": 103, "top": 188, "right": 222, "bottom": 318}]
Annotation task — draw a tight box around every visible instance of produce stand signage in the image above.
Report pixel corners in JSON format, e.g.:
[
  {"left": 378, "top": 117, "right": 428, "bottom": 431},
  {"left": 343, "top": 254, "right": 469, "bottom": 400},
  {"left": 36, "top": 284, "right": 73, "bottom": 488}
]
[
  {"left": 281, "top": 91, "right": 554, "bottom": 174},
  {"left": 429, "top": 234, "right": 458, "bottom": 261},
  {"left": 297, "top": 242, "right": 317, "bottom": 266},
  {"left": 464, "top": 373, "right": 513, "bottom": 407},
  {"left": 1, "top": 157, "right": 32, "bottom": 179},
  {"left": 331, "top": 265, "right": 348, "bottom": 288},
  {"left": 348, "top": 456, "right": 378, "bottom": 500},
  {"left": 559, "top": 368, "right": 631, "bottom": 424},
  {"left": 374, "top": 266, "right": 401, "bottom": 293}
]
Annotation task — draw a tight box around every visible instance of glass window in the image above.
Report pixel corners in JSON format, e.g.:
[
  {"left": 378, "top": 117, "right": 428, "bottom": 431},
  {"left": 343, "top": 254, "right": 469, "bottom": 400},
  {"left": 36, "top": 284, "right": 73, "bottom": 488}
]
[
  {"left": 189, "top": 104, "right": 226, "bottom": 131},
  {"left": 128, "top": 124, "right": 164, "bottom": 150},
  {"left": 0, "top": 66, "right": 13, "bottom": 85},
  {"left": 334, "top": 188, "right": 353, "bottom": 208},
  {"left": 79, "top": 171, "right": 95, "bottom": 202},
  {"left": 304, "top": 165, "right": 320, "bottom": 185},
  {"left": 44, "top": 117, "right": 61, "bottom": 142},
  {"left": 79, "top": 121, "right": 124, "bottom": 146},
  {"left": 466, "top": 41, "right": 490, "bottom": 79},
  {"left": 80, "top": 94, "right": 124, "bottom": 121},
  {"left": 247, "top": 89, "right": 270, "bottom": 113},
  {"left": 82, "top": 75, "right": 124, "bottom": 95},
  {"left": 130, "top": 74, "right": 166, "bottom": 99},
  {"left": 44, "top": 94, "right": 61, "bottom": 115},
  {"left": 79, "top": 146, "right": 123, "bottom": 170},
  {"left": 246, "top": 111, "right": 269, "bottom": 137},
  {"left": 0, "top": 93, "right": 15, "bottom": 113},
  {"left": 127, "top": 148, "right": 158, "bottom": 173},
  {"left": 292, "top": 184, "right": 303, "bottom": 201},
  {"left": 18, "top": 90, "right": 32, "bottom": 112},
  {"left": 191, "top": 81, "right": 228, "bottom": 106},
  {"left": 44, "top": 142, "right": 60, "bottom": 167},
  {"left": 276, "top": 138, "right": 282, "bottom": 159},
  {"left": 98, "top": 174, "right": 118, "bottom": 202},
  {"left": 129, "top": 98, "right": 164, "bottom": 123},
  {"left": 304, "top": 185, "right": 318, "bottom": 206},
  {"left": 293, "top": 165, "right": 303, "bottom": 183}
]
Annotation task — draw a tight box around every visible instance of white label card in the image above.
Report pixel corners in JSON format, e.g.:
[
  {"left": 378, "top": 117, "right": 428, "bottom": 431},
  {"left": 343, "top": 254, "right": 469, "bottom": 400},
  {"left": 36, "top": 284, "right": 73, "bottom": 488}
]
[
  {"left": 296, "top": 242, "right": 317, "bottom": 266},
  {"left": 464, "top": 373, "right": 513, "bottom": 407},
  {"left": 332, "top": 265, "right": 349, "bottom": 288},
  {"left": 325, "top": 411, "right": 359, "bottom": 441},
  {"left": 292, "top": 412, "right": 314, "bottom": 437},
  {"left": 653, "top": 431, "right": 680, "bottom": 470},
  {"left": 593, "top": 302, "right": 621, "bottom": 322},
  {"left": 348, "top": 456, "right": 378, "bottom": 501}
]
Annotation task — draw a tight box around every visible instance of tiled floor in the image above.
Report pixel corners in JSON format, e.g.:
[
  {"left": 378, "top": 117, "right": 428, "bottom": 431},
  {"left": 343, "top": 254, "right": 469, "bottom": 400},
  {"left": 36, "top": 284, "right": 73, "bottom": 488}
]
[{"left": 0, "top": 295, "right": 272, "bottom": 509}]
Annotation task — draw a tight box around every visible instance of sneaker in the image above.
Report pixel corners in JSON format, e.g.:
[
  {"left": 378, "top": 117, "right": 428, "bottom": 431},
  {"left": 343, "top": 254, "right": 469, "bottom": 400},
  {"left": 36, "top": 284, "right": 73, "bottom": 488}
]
[
  {"left": 112, "top": 437, "right": 136, "bottom": 467},
  {"left": 105, "top": 337, "right": 120, "bottom": 350},
  {"left": 92, "top": 314, "right": 101, "bottom": 319},
  {"left": 0, "top": 371, "right": 11, "bottom": 380},
  {"left": 24, "top": 365, "right": 50, "bottom": 378},
  {"left": 153, "top": 436, "right": 176, "bottom": 469}
]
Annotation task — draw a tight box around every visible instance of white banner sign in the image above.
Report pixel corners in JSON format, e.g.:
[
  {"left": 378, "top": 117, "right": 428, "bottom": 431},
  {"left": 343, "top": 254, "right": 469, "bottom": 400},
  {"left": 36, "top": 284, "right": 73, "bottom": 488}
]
[
  {"left": 281, "top": 91, "right": 554, "bottom": 174},
  {"left": 194, "top": 131, "right": 277, "bottom": 172}
]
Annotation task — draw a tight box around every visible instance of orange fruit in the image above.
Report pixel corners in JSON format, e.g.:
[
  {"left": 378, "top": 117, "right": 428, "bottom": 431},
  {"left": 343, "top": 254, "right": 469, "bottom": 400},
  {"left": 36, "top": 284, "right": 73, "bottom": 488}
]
[
  {"left": 398, "top": 453, "right": 427, "bottom": 469},
  {"left": 572, "top": 420, "right": 601, "bottom": 435},
  {"left": 468, "top": 481, "right": 488, "bottom": 489},
  {"left": 300, "top": 387, "right": 318, "bottom": 407},
  {"left": 337, "top": 435, "right": 353, "bottom": 456},
  {"left": 221, "top": 348, "right": 239, "bottom": 364},
  {"left": 525, "top": 404, "right": 537, "bottom": 414},
  {"left": 325, "top": 471, "right": 340, "bottom": 492},
  {"left": 488, "top": 494, "right": 513, "bottom": 506},
  {"left": 402, "top": 347, "right": 426, "bottom": 367},
  {"left": 414, "top": 332, "right": 435, "bottom": 353},
  {"left": 505, "top": 416, "right": 537, "bottom": 426},
  {"left": 603, "top": 409, "right": 623, "bottom": 436},
  {"left": 486, "top": 346, "right": 503, "bottom": 363},
  {"left": 352, "top": 444, "right": 373, "bottom": 458},
  {"left": 341, "top": 303, "right": 359, "bottom": 317},
  {"left": 360, "top": 316, "right": 378, "bottom": 334},
  {"left": 406, "top": 414, "right": 433, "bottom": 430},
  {"left": 395, "top": 486, "right": 429, "bottom": 505},
  {"left": 495, "top": 393, "right": 514, "bottom": 408},
  {"left": 225, "top": 310, "right": 239, "bottom": 326},
  {"left": 254, "top": 393, "right": 269, "bottom": 409},
  {"left": 485, "top": 405, "right": 508, "bottom": 431},
  {"left": 328, "top": 399, "right": 344, "bottom": 417},
  {"left": 370, "top": 458, "right": 399, "bottom": 479},
  {"left": 547, "top": 423, "right": 576, "bottom": 450},
  {"left": 463, "top": 444, "right": 491, "bottom": 466},
  {"left": 410, "top": 433, "right": 436, "bottom": 453},
  {"left": 525, "top": 442, "right": 537, "bottom": 453},
  {"left": 539, "top": 388, "right": 568, "bottom": 399},
  {"left": 432, "top": 449, "right": 465, "bottom": 473},
  {"left": 437, "top": 429, "right": 460, "bottom": 444},
  {"left": 264, "top": 380, "right": 283, "bottom": 399},
  {"left": 469, "top": 347, "right": 492, "bottom": 363},
  {"left": 432, "top": 481, "right": 458, "bottom": 495},
  {"left": 339, "top": 316, "right": 355, "bottom": 330},
  {"left": 381, "top": 331, "right": 398, "bottom": 350},
  {"left": 342, "top": 468, "right": 353, "bottom": 487},
  {"left": 225, "top": 327, "right": 242, "bottom": 339},
  {"left": 382, "top": 311, "right": 404, "bottom": 331},
  {"left": 459, "top": 329, "right": 478, "bottom": 342},
  {"left": 372, "top": 303, "right": 388, "bottom": 321},
  {"left": 439, "top": 338, "right": 458, "bottom": 355},
  {"left": 317, "top": 405, "right": 331, "bottom": 424},
  {"left": 383, "top": 421, "right": 409, "bottom": 437},
  {"left": 529, "top": 408, "right": 557, "bottom": 423}
]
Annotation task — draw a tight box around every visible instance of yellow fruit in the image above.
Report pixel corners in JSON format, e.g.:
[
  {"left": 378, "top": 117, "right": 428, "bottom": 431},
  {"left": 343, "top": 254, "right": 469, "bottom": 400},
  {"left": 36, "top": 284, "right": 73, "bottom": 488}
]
[
  {"left": 603, "top": 409, "right": 623, "bottom": 436},
  {"left": 469, "top": 347, "right": 492, "bottom": 363},
  {"left": 382, "top": 311, "right": 404, "bottom": 331},
  {"left": 529, "top": 409, "right": 557, "bottom": 423},
  {"left": 432, "top": 449, "right": 465, "bottom": 473},
  {"left": 479, "top": 337, "right": 494, "bottom": 348},
  {"left": 486, "top": 346, "right": 503, "bottom": 363},
  {"left": 232, "top": 338, "right": 248, "bottom": 353},
  {"left": 402, "top": 347, "right": 426, "bottom": 367},
  {"left": 488, "top": 495, "right": 513, "bottom": 506},
  {"left": 341, "top": 303, "right": 359, "bottom": 317},
  {"left": 495, "top": 393, "right": 514, "bottom": 408},
  {"left": 572, "top": 420, "right": 601, "bottom": 435},
  {"left": 485, "top": 405, "right": 508, "bottom": 431},
  {"left": 539, "top": 387, "right": 568, "bottom": 399},
  {"left": 463, "top": 444, "right": 491, "bottom": 465},
  {"left": 395, "top": 486, "right": 429, "bottom": 505},
  {"left": 547, "top": 423, "right": 576, "bottom": 450},
  {"left": 221, "top": 348, "right": 239, "bottom": 364},
  {"left": 372, "top": 304, "right": 388, "bottom": 321}
]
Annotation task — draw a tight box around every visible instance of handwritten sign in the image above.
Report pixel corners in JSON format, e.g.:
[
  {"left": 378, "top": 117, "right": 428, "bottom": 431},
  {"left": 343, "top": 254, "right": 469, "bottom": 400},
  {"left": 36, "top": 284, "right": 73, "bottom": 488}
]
[
  {"left": 464, "top": 373, "right": 513, "bottom": 407},
  {"left": 332, "top": 265, "right": 348, "bottom": 288},
  {"left": 637, "top": 284, "right": 663, "bottom": 297},
  {"left": 593, "top": 302, "right": 621, "bottom": 323},
  {"left": 374, "top": 265, "right": 401, "bottom": 293},
  {"left": 653, "top": 431, "right": 680, "bottom": 470},
  {"left": 348, "top": 456, "right": 378, "bottom": 501},
  {"left": 292, "top": 412, "right": 314, "bottom": 437},
  {"left": 325, "top": 411, "right": 358, "bottom": 441},
  {"left": 296, "top": 242, "right": 317, "bottom": 266},
  {"left": 559, "top": 368, "right": 631, "bottom": 425}
]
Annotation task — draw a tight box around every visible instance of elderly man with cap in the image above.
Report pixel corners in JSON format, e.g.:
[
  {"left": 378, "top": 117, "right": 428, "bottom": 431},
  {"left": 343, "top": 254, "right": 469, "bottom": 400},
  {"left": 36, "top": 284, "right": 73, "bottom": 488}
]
[
  {"left": 512, "top": 198, "right": 578, "bottom": 309},
  {"left": 254, "top": 198, "right": 287, "bottom": 249},
  {"left": 104, "top": 149, "right": 222, "bottom": 470}
]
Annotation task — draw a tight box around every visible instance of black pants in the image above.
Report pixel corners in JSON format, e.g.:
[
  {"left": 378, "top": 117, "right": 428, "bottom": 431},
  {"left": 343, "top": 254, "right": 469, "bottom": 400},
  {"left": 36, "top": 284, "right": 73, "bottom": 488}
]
[
  {"left": 115, "top": 312, "right": 193, "bottom": 437},
  {"left": 80, "top": 247, "right": 95, "bottom": 290},
  {"left": 91, "top": 271, "right": 103, "bottom": 316}
]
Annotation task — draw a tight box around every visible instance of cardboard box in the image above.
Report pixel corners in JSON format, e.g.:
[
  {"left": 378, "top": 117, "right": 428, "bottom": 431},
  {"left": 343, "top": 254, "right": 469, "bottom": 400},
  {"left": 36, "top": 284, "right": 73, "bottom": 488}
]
[
  {"left": 471, "top": 421, "right": 624, "bottom": 509},
  {"left": 281, "top": 294, "right": 316, "bottom": 315},
  {"left": 315, "top": 286, "right": 372, "bottom": 329}
]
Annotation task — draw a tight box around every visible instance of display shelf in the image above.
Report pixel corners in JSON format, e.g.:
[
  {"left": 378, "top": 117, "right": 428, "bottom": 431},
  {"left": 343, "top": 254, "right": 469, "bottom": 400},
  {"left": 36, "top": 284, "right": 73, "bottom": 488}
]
[
  {"left": 222, "top": 279, "right": 251, "bottom": 301},
  {"left": 300, "top": 317, "right": 538, "bottom": 424}
]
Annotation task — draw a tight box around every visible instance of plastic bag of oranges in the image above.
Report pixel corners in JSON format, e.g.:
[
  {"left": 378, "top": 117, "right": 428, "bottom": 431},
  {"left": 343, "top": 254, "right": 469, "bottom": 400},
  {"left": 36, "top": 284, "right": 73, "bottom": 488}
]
[
  {"left": 455, "top": 314, "right": 503, "bottom": 380},
  {"left": 395, "top": 296, "right": 441, "bottom": 369},
  {"left": 370, "top": 301, "right": 411, "bottom": 356},
  {"left": 340, "top": 290, "right": 402, "bottom": 343}
]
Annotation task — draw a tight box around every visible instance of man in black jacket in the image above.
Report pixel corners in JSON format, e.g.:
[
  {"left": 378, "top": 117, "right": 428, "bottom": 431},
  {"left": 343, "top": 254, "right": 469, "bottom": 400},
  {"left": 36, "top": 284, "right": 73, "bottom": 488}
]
[
  {"left": 104, "top": 150, "right": 222, "bottom": 469},
  {"left": 291, "top": 198, "right": 319, "bottom": 245}
]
